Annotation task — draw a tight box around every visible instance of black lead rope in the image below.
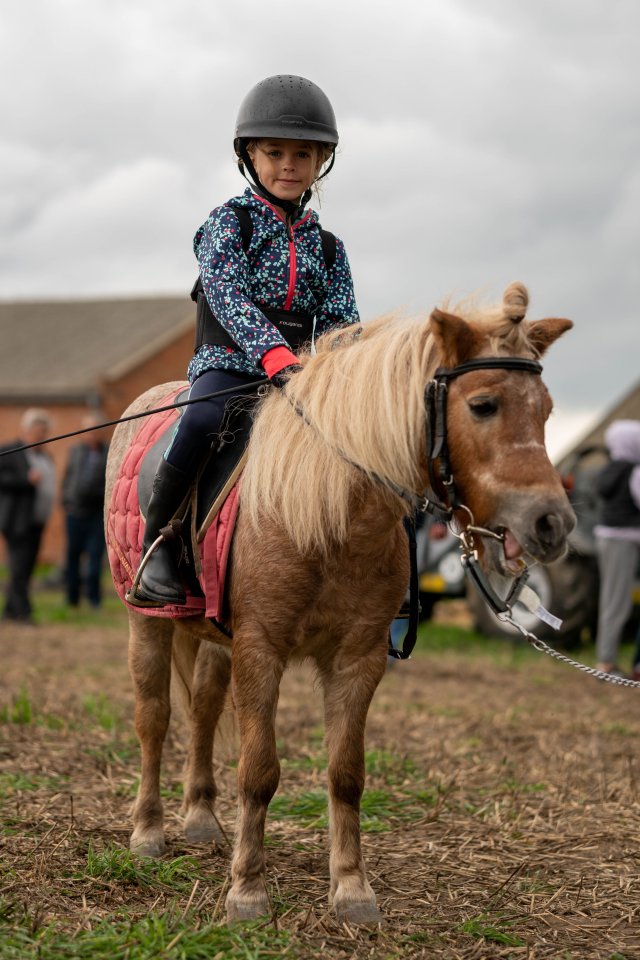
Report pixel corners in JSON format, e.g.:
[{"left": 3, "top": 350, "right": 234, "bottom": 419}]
[{"left": 0, "top": 378, "right": 268, "bottom": 458}]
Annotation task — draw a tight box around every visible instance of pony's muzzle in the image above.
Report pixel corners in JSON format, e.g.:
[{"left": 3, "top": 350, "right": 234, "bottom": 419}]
[{"left": 483, "top": 492, "right": 576, "bottom": 572}]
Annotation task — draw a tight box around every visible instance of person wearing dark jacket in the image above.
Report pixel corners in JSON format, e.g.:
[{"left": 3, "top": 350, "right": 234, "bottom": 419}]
[
  {"left": 61, "top": 414, "right": 109, "bottom": 608},
  {"left": 0, "top": 409, "right": 55, "bottom": 623},
  {"left": 594, "top": 419, "right": 640, "bottom": 677}
]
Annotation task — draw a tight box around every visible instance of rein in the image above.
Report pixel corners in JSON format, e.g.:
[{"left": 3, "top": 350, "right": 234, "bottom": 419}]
[{"left": 0, "top": 379, "right": 268, "bottom": 458}]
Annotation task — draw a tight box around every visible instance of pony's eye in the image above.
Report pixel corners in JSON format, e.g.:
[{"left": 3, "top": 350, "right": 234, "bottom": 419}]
[{"left": 469, "top": 397, "right": 498, "bottom": 419}]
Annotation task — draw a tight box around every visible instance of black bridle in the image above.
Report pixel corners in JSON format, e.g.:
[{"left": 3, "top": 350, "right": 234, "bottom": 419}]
[
  {"left": 387, "top": 355, "right": 543, "bottom": 661},
  {"left": 422, "top": 356, "right": 543, "bottom": 522}
]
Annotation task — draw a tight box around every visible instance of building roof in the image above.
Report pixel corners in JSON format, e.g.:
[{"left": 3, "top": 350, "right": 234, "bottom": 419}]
[
  {"left": 0, "top": 297, "right": 193, "bottom": 402},
  {"left": 556, "top": 377, "right": 640, "bottom": 470}
]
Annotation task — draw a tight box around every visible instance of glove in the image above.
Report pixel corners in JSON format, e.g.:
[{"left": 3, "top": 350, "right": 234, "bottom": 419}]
[
  {"left": 261, "top": 346, "right": 302, "bottom": 387},
  {"left": 270, "top": 363, "right": 302, "bottom": 388}
]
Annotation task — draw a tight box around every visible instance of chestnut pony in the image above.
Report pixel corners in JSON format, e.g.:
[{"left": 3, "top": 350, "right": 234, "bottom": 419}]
[{"left": 105, "top": 282, "right": 575, "bottom": 923}]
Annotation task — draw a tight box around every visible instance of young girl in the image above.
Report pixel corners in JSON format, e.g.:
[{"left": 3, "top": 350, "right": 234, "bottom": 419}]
[{"left": 130, "top": 74, "right": 360, "bottom": 607}]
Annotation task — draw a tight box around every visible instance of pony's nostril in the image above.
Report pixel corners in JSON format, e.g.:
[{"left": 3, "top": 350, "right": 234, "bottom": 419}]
[{"left": 535, "top": 512, "right": 563, "bottom": 547}]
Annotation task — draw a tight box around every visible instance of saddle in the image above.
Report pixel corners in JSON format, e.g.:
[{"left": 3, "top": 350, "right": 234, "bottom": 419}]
[{"left": 106, "top": 386, "right": 256, "bottom": 625}]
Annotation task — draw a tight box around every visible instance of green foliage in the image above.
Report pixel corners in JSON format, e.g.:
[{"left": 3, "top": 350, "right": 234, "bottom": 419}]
[
  {"left": 82, "top": 694, "right": 122, "bottom": 732},
  {"left": 364, "top": 749, "right": 420, "bottom": 783},
  {"left": 269, "top": 784, "right": 437, "bottom": 833},
  {"left": 84, "top": 739, "right": 139, "bottom": 767},
  {"left": 0, "top": 901, "right": 298, "bottom": 959},
  {"left": 0, "top": 773, "right": 67, "bottom": 801},
  {"left": 280, "top": 752, "right": 327, "bottom": 772},
  {"left": 269, "top": 790, "right": 327, "bottom": 828},
  {"left": 0, "top": 686, "right": 33, "bottom": 725},
  {"left": 458, "top": 914, "right": 526, "bottom": 947},
  {"left": 0, "top": 686, "right": 69, "bottom": 731},
  {"left": 0, "top": 573, "right": 127, "bottom": 629},
  {"left": 83, "top": 846, "right": 201, "bottom": 892}
]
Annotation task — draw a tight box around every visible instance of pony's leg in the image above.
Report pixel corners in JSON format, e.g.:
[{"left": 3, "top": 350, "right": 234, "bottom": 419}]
[
  {"left": 320, "top": 638, "right": 388, "bottom": 924},
  {"left": 182, "top": 639, "right": 232, "bottom": 844},
  {"left": 226, "top": 637, "right": 284, "bottom": 921},
  {"left": 127, "top": 611, "right": 174, "bottom": 857}
]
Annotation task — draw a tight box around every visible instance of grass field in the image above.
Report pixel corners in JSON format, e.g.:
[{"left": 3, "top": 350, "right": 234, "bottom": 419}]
[{"left": 0, "top": 579, "right": 639, "bottom": 958}]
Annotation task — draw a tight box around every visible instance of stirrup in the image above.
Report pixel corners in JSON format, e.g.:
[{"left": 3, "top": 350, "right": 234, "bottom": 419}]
[
  {"left": 125, "top": 535, "right": 166, "bottom": 606},
  {"left": 125, "top": 519, "right": 185, "bottom": 607}
]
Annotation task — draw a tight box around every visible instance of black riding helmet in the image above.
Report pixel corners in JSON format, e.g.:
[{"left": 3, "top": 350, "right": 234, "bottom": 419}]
[{"left": 234, "top": 75, "right": 338, "bottom": 218}]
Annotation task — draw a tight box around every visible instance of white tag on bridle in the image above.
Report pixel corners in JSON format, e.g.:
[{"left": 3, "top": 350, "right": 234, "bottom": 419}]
[{"left": 515, "top": 584, "right": 563, "bottom": 631}]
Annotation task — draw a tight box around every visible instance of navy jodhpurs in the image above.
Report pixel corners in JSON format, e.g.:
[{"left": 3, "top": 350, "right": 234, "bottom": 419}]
[{"left": 163, "top": 369, "right": 262, "bottom": 474}]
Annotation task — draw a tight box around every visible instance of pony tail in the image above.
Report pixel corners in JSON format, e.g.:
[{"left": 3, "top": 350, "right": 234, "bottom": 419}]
[{"left": 503, "top": 282, "right": 529, "bottom": 324}]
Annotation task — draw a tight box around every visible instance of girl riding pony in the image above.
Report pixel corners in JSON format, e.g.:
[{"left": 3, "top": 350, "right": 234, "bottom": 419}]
[{"left": 129, "top": 74, "right": 359, "bottom": 607}]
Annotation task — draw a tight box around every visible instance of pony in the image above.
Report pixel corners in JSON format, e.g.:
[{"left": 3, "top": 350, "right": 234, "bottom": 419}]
[{"left": 105, "top": 282, "right": 575, "bottom": 924}]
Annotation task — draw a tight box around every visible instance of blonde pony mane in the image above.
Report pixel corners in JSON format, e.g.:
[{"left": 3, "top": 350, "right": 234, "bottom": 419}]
[{"left": 241, "top": 283, "right": 539, "bottom": 555}]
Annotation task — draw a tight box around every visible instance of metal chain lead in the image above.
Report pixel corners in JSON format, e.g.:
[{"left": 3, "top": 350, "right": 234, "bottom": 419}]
[
  {"left": 448, "top": 516, "right": 640, "bottom": 690},
  {"left": 497, "top": 613, "right": 640, "bottom": 689}
]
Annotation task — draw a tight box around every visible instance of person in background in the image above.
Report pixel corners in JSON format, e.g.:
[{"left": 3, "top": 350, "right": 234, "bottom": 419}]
[
  {"left": 61, "top": 413, "right": 109, "bottom": 608},
  {"left": 594, "top": 419, "right": 640, "bottom": 677},
  {"left": 0, "top": 409, "right": 56, "bottom": 623}
]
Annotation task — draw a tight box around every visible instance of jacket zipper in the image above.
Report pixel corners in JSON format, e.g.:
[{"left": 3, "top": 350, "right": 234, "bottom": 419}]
[
  {"left": 251, "top": 194, "right": 312, "bottom": 313},
  {"left": 285, "top": 211, "right": 312, "bottom": 310}
]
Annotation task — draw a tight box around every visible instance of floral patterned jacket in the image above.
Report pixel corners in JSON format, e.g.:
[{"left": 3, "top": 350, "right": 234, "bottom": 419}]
[{"left": 188, "top": 188, "right": 359, "bottom": 382}]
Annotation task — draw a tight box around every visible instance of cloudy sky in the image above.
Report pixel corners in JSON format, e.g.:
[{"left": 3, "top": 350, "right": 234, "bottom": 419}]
[{"left": 1, "top": 0, "right": 638, "bottom": 457}]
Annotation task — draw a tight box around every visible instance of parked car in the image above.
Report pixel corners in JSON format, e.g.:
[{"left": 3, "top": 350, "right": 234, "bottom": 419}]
[{"left": 417, "top": 447, "right": 640, "bottom": 646}]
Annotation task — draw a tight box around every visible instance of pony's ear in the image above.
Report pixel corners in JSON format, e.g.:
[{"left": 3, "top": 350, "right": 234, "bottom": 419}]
[
  {"left": 429, "top": 308, "right": 483, "bottom": 366},
  {"left": 527, "top": 317, "right": 573, "bottom": 356}
]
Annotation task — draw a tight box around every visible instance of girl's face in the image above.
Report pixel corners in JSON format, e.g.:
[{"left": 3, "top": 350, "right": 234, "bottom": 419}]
[{"left": 248, "top": 138, "right": 321, "bottom": 207}]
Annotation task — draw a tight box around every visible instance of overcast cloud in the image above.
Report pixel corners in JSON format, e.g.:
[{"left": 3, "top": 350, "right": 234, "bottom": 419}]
[{"left": 1, "top": 0, "right": 638, "bottom": 456}]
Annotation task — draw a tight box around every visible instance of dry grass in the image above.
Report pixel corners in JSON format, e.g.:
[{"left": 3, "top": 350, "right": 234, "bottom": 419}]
[{"left": 0, "top": 602, "right": 639, "bottom": 958}]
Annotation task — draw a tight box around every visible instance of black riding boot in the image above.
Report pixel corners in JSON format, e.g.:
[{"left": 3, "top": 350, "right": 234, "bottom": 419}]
[{"left": 128, "top": 459, "right": 190, "bottom": 607}]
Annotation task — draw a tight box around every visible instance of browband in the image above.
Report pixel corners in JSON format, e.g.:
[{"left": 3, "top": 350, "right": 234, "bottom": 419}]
[{"left": 433, "top": 357, "right": 542, "bottom": 381}]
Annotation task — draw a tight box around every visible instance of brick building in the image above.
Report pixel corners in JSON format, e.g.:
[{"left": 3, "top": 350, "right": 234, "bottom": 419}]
[{"left": 0, "top": 296, "right": 194, "bottom": 565}]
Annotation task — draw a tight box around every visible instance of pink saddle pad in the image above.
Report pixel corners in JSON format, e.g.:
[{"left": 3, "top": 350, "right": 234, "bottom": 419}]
[{"left": 106, "top": 387, "right": 239, "bottom": 621}]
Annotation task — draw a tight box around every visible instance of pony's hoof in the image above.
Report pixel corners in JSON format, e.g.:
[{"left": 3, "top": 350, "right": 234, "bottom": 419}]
[
  {"left": 226, "top": 889, "right": 270, "bottom": 922},
  {"left": 335, "top": 901, "right": 383, "bottom": 926},
  {"left": 183, "top": 809, "right": 225, "bottom": 845},
  {"left": 130, "top": 831, "right": 165, "bottom": 859}
]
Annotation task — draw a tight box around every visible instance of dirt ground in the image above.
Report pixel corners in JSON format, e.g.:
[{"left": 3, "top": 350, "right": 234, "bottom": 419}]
[{"left": 1, "top": 605, "right": 639, "bottom": 959}]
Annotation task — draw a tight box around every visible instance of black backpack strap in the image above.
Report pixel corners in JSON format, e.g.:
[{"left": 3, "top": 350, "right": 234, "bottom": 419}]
[
  {"left": 232, "top": 206, "right": 253, "bottom": 253},
  {"left": 190, "top": 207, "right": 253, "bottom": 306},
  {"left": 318, "top": 227, "right": 336, "bottom": 272}
]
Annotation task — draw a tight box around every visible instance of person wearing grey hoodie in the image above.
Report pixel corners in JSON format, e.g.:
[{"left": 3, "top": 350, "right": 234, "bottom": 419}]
[{"left": 593, "top": 419, "right": 640, "bottom": 677}]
